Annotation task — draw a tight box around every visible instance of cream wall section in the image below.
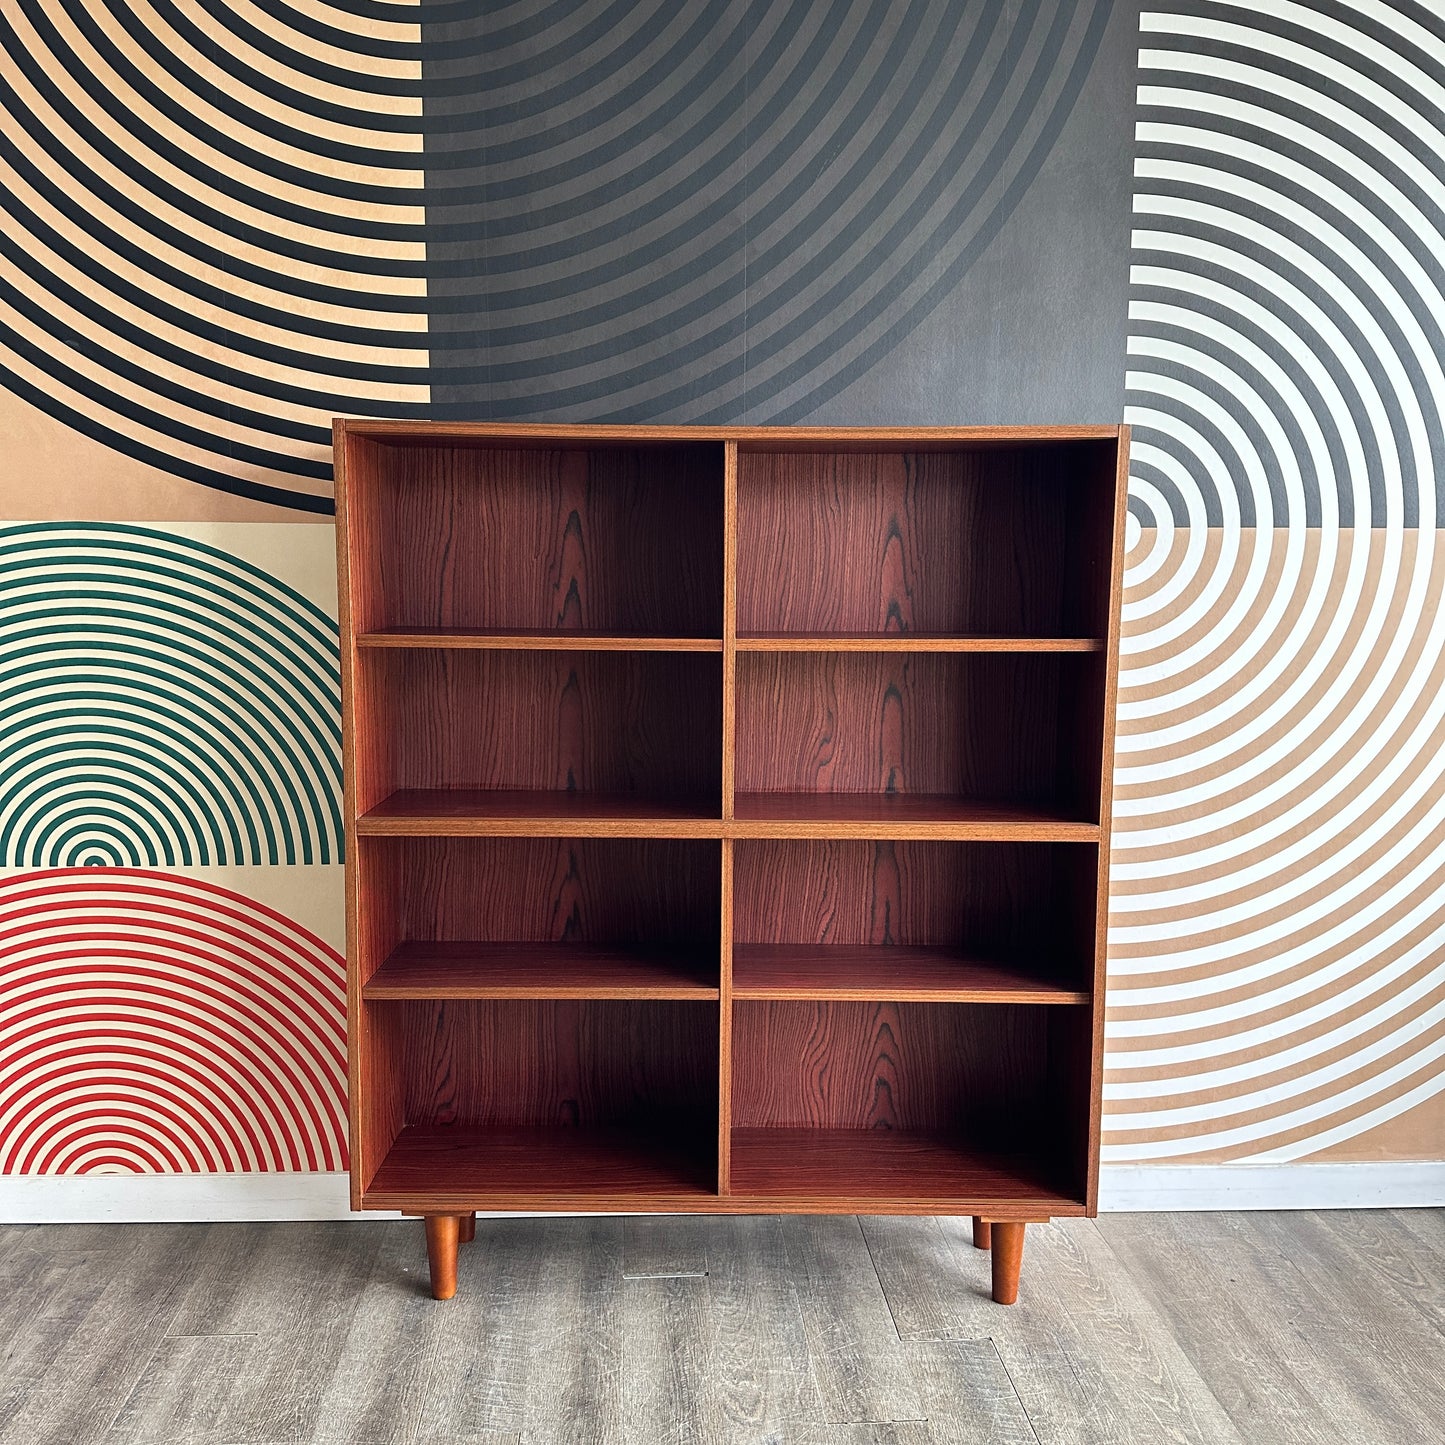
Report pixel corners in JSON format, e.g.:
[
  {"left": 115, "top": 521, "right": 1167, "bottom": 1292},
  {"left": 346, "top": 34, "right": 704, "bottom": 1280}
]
[{"left": 1108, "top": 2, "right": 1445, "bottom": 1169}]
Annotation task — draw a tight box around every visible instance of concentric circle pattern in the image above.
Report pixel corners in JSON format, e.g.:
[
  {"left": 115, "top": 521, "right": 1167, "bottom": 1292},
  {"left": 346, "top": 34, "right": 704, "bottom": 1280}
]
[
  {"left": 0, "top": 523, "right": 343, "bottom": 867},
  {"left": 1, "top": 0, "right": 1121, "bottom": 489},
  {"left": 421, "top": 0, "right": 1112, "bottom": 421},
  {"left": 0, "top": 869, "right": 347, "bottom": 1174},
  {"left": 1108, "top": 0, "right": 1445, "bottom": 1162},
  {"left": 0, "top": 0, "right": 429, "bottom": 511}
]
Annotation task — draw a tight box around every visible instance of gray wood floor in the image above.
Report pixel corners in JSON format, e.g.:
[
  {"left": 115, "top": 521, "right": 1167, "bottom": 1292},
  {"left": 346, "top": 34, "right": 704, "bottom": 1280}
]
[{"left": 1, "top": 1210, "right": 1441, "bottom": 1444}]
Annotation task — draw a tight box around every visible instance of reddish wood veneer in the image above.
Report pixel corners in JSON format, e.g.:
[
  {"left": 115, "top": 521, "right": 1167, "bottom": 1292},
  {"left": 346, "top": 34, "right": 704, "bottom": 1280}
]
[{"left": 335, "top": 421, "right": 1126, "bottom": 1304}]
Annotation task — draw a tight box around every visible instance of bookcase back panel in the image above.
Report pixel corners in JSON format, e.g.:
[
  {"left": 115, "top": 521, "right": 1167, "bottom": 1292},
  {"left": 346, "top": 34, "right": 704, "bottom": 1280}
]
[
  {"left": 365, "top": 649, "right": 722, "bottom": 801},
  {"left": 733, "top": 839, "right": 1097, "bottom": 985},
  {"left": 735, "top": 445, "right": 1114, "bottom": 637},
  {"left": 736, "top": 652, "right": 1098, "bottom": 809},
  {"left": 387, "top": 999, "right": 719, "bottom": 1129},
  {"left": 363, "top": 836, "right": 721, "bottom": 948},
  {"left": 355, "top": 442, "right": 724, "bottom": 635},
  {"left": 731, "top": 1000, "right": 1048, "bottom": 1140}
]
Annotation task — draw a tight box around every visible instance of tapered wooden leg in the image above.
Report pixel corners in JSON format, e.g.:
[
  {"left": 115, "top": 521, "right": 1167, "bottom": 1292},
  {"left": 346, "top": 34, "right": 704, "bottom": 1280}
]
[
  {"left": 990, "top": 1222, "right": 1026, "bottom": 1305},
  {"left": 424, "top": 1214, "right": 461, "bottom": 1300},
  {"left": 458, "top": 1211, "right": 476, "bottom": 1244},
  {"left": 972, "top": 1217, "right": 992, "bottom": 1250}
]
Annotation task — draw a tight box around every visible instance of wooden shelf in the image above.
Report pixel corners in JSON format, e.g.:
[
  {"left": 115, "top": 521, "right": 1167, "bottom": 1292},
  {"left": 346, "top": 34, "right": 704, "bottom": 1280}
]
[
  {"left": 365, "top": 1125, "right": 718, "bottom": 1210},
  {"left": 363, "top": 1125, "right": 1081, "bottom": 1216},
  {"left": 359, "top": 629, "right": 722, "bottom": 651},
  {"left": 358, "top": 789, "right": 722, "bottom": 837},
  {"left": 728, "top": 1128, "right": 1081, "bottom": 1213},
  {"left": 737, "top": 633, "right": 1102, "bottom": 653},
  {"left": 731, "top": 793, "right": 1099, "bottom": 840},
  {"left": 731, "top": 945, "right": 1088, "bottom": 1003},
  {"left": 364, "top": 941, "right": 719, "bottom": 999}
]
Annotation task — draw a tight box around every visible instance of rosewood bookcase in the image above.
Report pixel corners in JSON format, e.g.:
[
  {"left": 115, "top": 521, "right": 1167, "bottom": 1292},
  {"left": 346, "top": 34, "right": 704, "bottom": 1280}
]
[{"left": 334, "top": 422, "right": 1127, "bottom": 1305}]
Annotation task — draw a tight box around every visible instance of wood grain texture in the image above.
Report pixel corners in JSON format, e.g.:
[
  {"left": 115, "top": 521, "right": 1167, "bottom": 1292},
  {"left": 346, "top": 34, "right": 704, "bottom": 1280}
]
[
  {"left": 732, "top": 839, "right": 1098, "bottom": 994},
  {"left": 408, "top": 1215, "right": 617, "bottom": 1442},
  {"left": 864, "top": 1215, "right": 1250, "bottom": 1441},
  {"left": 704, "top": 1216, "right": 831, "bottom": 1431},
  {"left": 728, "top": 1130, "right": 1073, "bottom": 1213},
  {"left": 736, "top": 651, "right": 1089, "bottom": 804},
  {"left": 360, "top": 835, "right": 721, "bottom": 951},
  {"left": 368, "top": 1125, "right": 717, "bottom": 1207},
  {"left": 1096, "top": 1211, "right": 1431, "bottom": 1444},
  {"left": 359, "top": 790, "right": 722, "bottom": 836},
  {"left": 731, "top": 946, "right": 1088, "bottom": 1004},
  {"left": 392, "top": 998, "right": 718, "bottom": 1132},
  {"left": 339, "top": 420, "right": 1124, "bottom": 445},
  {"left": 335, "top": 422, "right": 1124, "bottom": 1238},
  {"left": 358, "top": 441, "right": 724, "bottom": 635},
  {"left": 731, "top": 793, "right": 1099, "bottom": 840},
  {"left": 989, "top": 1222, "right": 1025, "bottom": 1305},
  {"left": 0, "top": 1225, "right": 197, "bottom": 1445},
  {"left": 723, "top": 440, "right": 738, "bottom": 819},
  {"left": 365, "top": 647, "right": 722, "bottom": 802},
  {"left": 621, "top": 1215, "right": 711, "bottom": 1278},
  {"left": 1083, "top": 427, "right": 1130, "bottom": 1214},
  {"left": 775, "top": 1214, "right": 923, "bottom": 1426},
  {"left": 736, "top": 447, "right": 1104, "bottom": 637},
  {"left": 24, "top": 1202, "right": 1428, "bottom": 1445},
  {"left": 730, "top": 1000, "right": 1050, "bottom": 1137},
  {"left": 360, "top": 798, "right": 1100, "bottom": 842},
  {"left": 738, "top": 633, "right": 1103, "bottom": 651},
  {"left": 719, "top": 838, "right": 735, "bottom": 1195},
  {"left": 424, "top": 1214, "right": 460, "bottom": 1300},
  {"left": 103, "top": 1224, "right": 395, "bottom": 1445},
  {"left": 358, "top": 629, "right": 723, "bottom": 650},
  {"left": 364, "top": 942, "right": 719, "bottom": 1000},
  {"left": 334, "top": 433, "right": 371, "bottom": 1208}
]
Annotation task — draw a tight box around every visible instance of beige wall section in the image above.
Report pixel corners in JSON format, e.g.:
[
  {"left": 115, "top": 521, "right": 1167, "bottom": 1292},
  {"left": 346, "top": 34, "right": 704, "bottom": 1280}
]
[
  {"left": 0, "top": 391, "right": 322, "bottom": 523},
  {"left": 1314, "top": 1090, "right": 1445, "bottom": 1163},
  {"left": 1105, "top": 526, "right": 1445, "bottom": 1164}
]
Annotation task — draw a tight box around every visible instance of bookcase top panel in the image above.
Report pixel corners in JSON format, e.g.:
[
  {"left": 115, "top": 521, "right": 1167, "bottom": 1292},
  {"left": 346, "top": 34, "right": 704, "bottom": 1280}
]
[{"left": 336, "top": 420, "right": 1125, "bottom": 452}]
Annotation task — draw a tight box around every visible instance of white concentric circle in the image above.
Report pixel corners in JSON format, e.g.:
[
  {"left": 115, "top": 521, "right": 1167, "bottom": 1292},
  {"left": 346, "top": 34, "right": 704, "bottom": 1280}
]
[{"left": 1106, "top": 0, "right": 1445, "bottom": 1163}]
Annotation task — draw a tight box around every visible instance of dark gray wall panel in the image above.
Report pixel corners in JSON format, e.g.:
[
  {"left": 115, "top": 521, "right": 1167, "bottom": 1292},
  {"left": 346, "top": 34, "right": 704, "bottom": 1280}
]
[{"left": 423, "top": 0, "right": 1139, "bottom": 424}]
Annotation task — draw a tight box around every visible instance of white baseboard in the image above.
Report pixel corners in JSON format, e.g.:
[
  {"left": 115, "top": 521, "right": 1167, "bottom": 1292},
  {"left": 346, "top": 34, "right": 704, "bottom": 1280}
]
[
  {"left": 1, "top": 1163, "right": 1441, "bottom": 1224},
  {"left": 0, "top": 1172, "right": 391, "bottom": 1224},
  {"left": 1099, "top": 1161, "right": 1445, "bottom": 1211}
]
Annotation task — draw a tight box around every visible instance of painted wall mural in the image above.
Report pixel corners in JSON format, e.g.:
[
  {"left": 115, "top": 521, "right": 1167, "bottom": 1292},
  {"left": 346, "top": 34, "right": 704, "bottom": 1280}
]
[
  {"left": 1110, "top": 0, "right": 1445, "bottom": 1162},
  {"left": 0, "top": 524, "right": 343, "bottom": 868},
  {"left": 0, "top": 870, "right": 346, "bottom": 1174},
  {"left": 0, "top": 0, "right": 428, "bottom": 510},
  {"left": 0, "top": 0, "right": 1440, "bottom": 1177}
]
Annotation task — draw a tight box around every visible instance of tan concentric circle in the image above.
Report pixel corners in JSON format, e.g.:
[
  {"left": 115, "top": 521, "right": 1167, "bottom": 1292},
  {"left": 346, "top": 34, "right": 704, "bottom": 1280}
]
[
  {"left": 1107, "top": 0, "right": 1445, "bottom": 1162},
  {"left": 0, "top": 0, "right": 428, "bottom": 510}
]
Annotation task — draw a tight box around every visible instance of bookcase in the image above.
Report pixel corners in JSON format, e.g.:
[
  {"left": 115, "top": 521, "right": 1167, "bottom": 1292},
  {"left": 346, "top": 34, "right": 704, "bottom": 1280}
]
[{"left": 334, "top": 422, "right": 1127, "bottom": 1305}]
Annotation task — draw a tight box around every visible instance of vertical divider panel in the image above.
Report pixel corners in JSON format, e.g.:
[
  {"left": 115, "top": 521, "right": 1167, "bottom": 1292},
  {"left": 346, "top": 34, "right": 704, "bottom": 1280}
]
[
  {"left": 719, "top": 440, "right": 739, "bottom": 1193},
  {"left": 333, "top": 423, "right": 365, "bottom": 1209},
  {"left": 718, "top": 839, "right": 734, "bottom": 1194},
  {"left": 722, "top": 441, "right": 738, "bottom": 820},
  {"left": 334, "top": 425, "right": 401, "bottom": 1205},
  {"left": 1085, "top": 427, "right": 1130, "bottom": 1213}
]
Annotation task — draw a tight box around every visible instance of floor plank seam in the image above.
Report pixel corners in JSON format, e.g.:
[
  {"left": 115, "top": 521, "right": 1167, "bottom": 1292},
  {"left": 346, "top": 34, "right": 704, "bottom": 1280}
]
[
  {"left": 990, "top": 1336, "right": 1045, "bottom": 1445},
  {"left": 854, "top": 1213, "right": 911, "bottom": 1345},
  {"left": 94, "top": 1249, "right": 200, "bottom": 1445},
  {"left": 162, "top": 1330, "right": 261, "bottom": 1339}
]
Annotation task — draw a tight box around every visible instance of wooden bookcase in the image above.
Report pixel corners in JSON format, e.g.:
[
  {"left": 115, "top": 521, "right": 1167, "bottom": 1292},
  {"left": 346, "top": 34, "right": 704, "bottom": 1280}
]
[{"left": 334, "top": 422, "right": 1128, "bottom": 1305}]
